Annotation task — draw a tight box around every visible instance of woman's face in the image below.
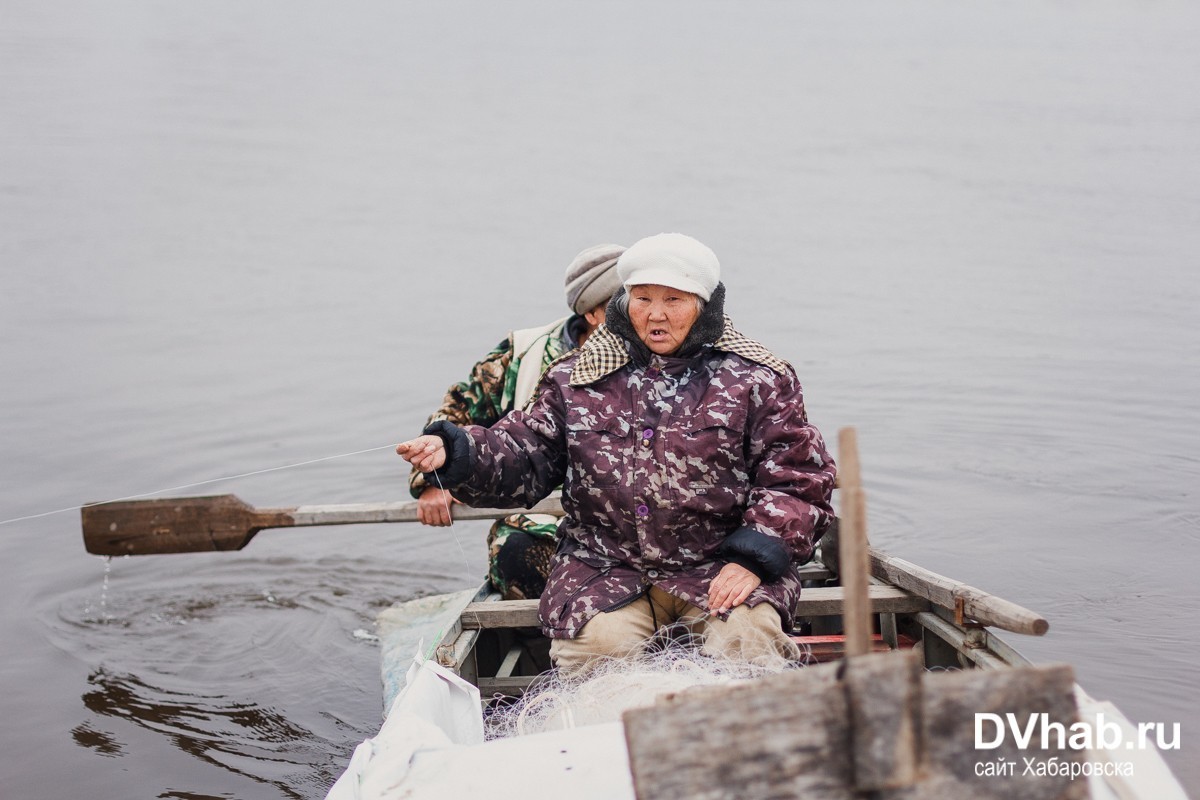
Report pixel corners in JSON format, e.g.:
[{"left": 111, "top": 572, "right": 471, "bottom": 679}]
[{"left": 628, "top": 284, "right": 702, "bottom": 356}]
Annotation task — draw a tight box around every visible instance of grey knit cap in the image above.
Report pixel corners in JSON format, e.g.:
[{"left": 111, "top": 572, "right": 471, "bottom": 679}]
[{"left": 564, "top": 243, "right": 626, "bottom": 314}]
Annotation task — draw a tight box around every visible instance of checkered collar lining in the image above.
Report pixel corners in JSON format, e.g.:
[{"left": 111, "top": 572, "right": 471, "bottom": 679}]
[{"left": 568, "top": 316, "right": 791, "bottom": 386}]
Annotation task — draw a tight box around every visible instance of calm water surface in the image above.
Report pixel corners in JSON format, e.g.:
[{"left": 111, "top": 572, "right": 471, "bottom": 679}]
[{"left": 2, "top": 2, "right": 1197, "bottom": 797}]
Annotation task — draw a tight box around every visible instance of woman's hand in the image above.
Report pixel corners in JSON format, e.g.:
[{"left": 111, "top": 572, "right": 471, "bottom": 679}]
[
  {"left": 417, "top": 486, "right": 461, "bottom": 527},
  {"left": 396, "top": 435, "right": 447, "bottom": 473},
  {"left": 707, "top": 562, "right": 762, "bottom": 614}
]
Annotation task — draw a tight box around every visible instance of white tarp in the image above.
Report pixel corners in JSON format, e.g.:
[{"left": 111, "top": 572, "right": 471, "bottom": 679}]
[
  {"left": 325, "top": 654, "right": 634, "bottom": 800},
  {"left": 375, "top": 589, "right": 477, "bottom": 713},
  {"left": 1075, "top": 686, "right": 1189, "bottom": 800},
  {"left": 326, "top": 655, "right": 484, "bottom": 800}
]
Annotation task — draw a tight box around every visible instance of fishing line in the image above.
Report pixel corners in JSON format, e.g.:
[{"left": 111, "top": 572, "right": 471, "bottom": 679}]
[
  {"left": 0, "top": 443, "right": 402, "bottom": 526},
  {"left": 431, "top": 469, "right": 476, "bottom": 578},
  {"left": 417, "top": 465, "right": 485, "bottom": 663},
  {"left": 430, "top": 468, "right": 486, "bottom": 635}
]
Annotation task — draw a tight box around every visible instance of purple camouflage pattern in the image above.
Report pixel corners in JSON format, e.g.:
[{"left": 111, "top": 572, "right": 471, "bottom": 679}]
[{"left": 448, "top": 320, "right": 837, "bottom": 639}]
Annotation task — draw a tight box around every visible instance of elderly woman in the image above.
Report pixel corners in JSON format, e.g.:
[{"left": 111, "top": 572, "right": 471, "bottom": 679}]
[{"left": 397, "top": 233, "right": 836, "bottom": 673}]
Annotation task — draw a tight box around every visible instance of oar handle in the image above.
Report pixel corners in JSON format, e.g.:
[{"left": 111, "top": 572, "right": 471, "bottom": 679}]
[{"left": 253, "top": 494, "right": 566, "bottom": 529}]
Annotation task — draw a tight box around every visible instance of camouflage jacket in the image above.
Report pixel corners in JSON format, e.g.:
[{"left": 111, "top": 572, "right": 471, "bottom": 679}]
[
  {"left": 409, "top": 315, "right": 584, "bottom": 498},
  {"left": 439, "top": 317, "right": 837, "bottom": 639}
]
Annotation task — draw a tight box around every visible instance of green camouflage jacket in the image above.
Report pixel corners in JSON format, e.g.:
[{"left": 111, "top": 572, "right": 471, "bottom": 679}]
[{"left": 409, "top": 315, "right": 584, "bottom": 497}]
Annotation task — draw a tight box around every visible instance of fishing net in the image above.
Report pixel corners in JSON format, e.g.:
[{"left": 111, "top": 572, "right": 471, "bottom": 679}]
[{"left": 484, "top": 634, "right": 811, "bottom": 740}]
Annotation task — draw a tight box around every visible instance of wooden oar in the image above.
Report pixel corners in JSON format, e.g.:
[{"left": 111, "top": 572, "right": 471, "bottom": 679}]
[
  {"left": 868, "top": 550, "right": 1049, "bottom": 636},
  {"left": 819, "top": 500, "right": 1049, "bottom": 636},
  {"left": 81, "top": 493, "right": 566, "bottom": 556}
]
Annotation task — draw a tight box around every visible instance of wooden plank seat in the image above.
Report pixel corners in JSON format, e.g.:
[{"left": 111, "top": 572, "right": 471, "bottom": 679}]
[{"left": 461, "top": 585, "right": 929, "bottom": 630}]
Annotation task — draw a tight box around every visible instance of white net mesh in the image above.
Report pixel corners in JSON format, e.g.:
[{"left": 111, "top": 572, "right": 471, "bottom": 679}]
[{"left": 484, "top": 642, "right": 810, "bottom": 740}]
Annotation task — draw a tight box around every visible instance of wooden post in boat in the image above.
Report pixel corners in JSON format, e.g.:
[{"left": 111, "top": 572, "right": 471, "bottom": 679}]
[
  {"left": 835, "top": 428, "right": 923, "bottom": 791},
  {"left": 837, "top": 427, "right": 872, "bottom": 658}
]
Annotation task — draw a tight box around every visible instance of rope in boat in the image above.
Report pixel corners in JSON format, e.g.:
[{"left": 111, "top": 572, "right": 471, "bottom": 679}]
[{"left": 0, "top": 443, "right": 401, "bottom": 526}]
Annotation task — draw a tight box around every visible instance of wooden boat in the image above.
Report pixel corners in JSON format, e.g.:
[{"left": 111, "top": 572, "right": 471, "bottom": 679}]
[
  {"left": 331, "top": 525, "right": 1190, "bottom": 800},
  {"left": 76, "top": 433, "right": 1187, "bottom": 799}
]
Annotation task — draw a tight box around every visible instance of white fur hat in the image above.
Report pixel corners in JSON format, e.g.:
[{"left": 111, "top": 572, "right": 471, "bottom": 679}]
[{"left": 616, "top": 233, "right": 720, "bottom": 301}]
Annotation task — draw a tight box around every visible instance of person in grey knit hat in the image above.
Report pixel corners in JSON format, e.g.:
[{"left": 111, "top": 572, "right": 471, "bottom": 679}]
[
  {"left": 565, "top": 243, "right": 625, "bottom": 316},
  {"left": 407, "top": 242, "right": 626, "bottom": 600}
]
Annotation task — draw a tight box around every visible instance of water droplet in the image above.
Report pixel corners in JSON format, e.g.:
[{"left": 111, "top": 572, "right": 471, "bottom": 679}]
[{"left": 98, "top": 556, "right": 114, "bottom": 623}]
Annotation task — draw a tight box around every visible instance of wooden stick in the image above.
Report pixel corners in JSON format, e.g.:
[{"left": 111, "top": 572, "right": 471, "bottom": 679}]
[
  {"left": 837, "top": 427, "right": 873, "bottom": 658},
  {"left": 871, "top": 552, "right": 1049, "bottom": 636},
  {"left": 81, "top": 493, "right": 565, "bottom": 556}
]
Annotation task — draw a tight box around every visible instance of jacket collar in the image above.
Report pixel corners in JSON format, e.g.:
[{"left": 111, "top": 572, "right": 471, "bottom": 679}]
[
  {"left": 604, "top": 283, "right": 727, "bottom": 367},
  {"left": 569, "top": 312, "right": 793, "bottom": 386}
]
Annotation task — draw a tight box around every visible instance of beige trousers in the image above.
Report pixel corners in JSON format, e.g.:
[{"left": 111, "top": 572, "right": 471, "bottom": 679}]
[{"left": 550, "top": 585, "right": 800, "bottom": 675}]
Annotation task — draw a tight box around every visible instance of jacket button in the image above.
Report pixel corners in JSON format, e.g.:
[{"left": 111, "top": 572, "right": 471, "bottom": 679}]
[
  {"left": 636, "top": 504, "right": 649, "bottom": 517},
  {"left": 647, "top": 569, "right": 660, "bottom": 579},
  {"left": 642, "top": 428, "right": 654, "bottom": 440}
]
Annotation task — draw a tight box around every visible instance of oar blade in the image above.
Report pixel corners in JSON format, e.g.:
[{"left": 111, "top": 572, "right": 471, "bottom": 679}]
[{"left": 82, "top": 494, "right": 259, "bottom": 555}]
